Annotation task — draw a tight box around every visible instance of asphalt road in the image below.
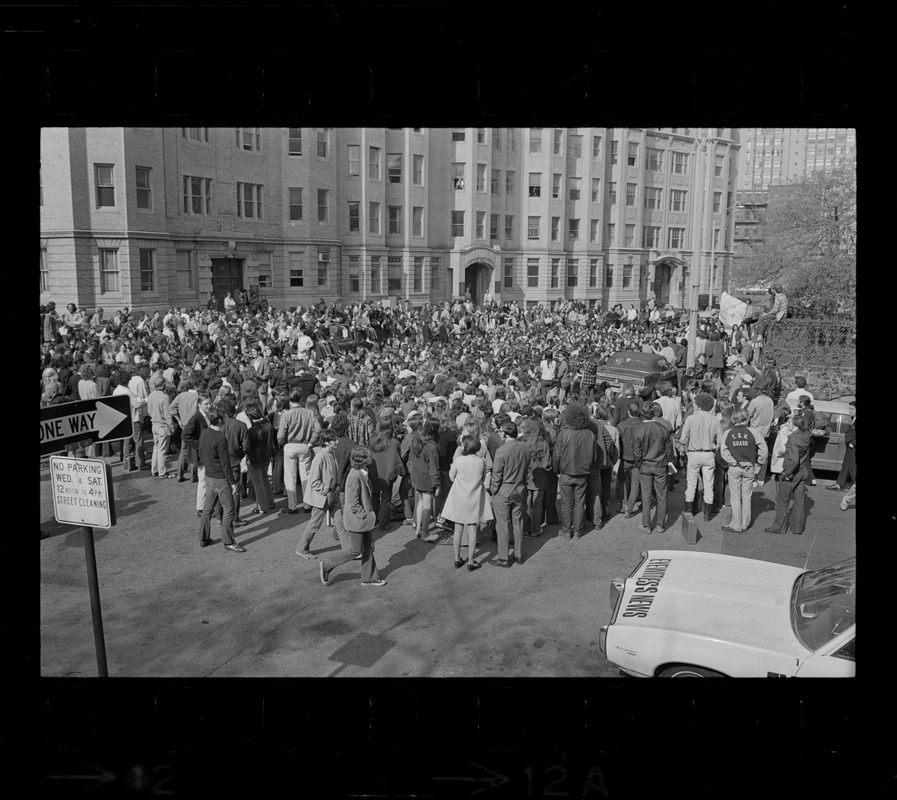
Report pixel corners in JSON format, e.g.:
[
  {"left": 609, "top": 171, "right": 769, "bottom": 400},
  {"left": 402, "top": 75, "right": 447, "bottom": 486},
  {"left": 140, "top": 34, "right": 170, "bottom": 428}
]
[{"left": 40, "top": 454, "right": 855, "bottom": 678}]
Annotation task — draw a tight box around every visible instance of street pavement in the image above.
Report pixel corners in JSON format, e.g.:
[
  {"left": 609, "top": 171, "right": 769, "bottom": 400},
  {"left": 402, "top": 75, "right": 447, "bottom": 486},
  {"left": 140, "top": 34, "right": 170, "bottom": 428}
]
[{"left": 40, "top": 454, "right": 855, "bottom": 678}]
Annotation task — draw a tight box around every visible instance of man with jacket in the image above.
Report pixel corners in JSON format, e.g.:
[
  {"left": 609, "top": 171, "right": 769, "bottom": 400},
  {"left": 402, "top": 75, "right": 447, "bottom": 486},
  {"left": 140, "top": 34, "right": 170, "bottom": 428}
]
[
  {"left": 617, "top": 400, "right": 645, "bottom": 517},
  {"left": 294, "top": 360, "right": 322, "bottom": 404},
  {"left": 182, "top": 393, "right": 211, "bottom": 515},
  {"left": 490, "top": 421, "right": 530, "bottom": 565},
  {"left": 552, "top": 404, "right": 595, "bottom": 541},
  {"left": 170, "top": 376, "right": 200, "bottom": 482},
  {"left": 719, "top": 408, "right": 769, "bottom": 533},
  {"left": 765, "top": 411, "right": 812, "bottom": 535},
  {"left": 277, "top": 388, "right": 323, "bottom": 514},
  {"left": 217, "top": 394, "right": 250, "bottom": 527},
  {"left": 585, "top": 413, "right": 617, "bottom": 531},
  {"left": 632, "top": 402, "right": 674, "bottom": 533},
  {"left": 295, "top": 430, "right": 340, "bottom": 559},
  {"left": 197, "top": 407, "right": 245, "bottom": 553},
  {"left": 146, "top": 375, "right": 174, "bottom": 479}
]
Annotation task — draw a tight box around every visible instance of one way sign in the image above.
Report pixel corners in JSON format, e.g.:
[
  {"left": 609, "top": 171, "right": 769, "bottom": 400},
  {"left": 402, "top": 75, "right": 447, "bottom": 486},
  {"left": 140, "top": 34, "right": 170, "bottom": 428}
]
[{"left": 40, "top": 395, "right": 132, "bottom": 456}]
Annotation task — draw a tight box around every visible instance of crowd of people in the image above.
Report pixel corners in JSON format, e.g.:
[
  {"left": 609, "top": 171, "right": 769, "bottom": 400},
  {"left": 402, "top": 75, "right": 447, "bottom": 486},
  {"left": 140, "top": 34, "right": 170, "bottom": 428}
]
[{"left": 40, "top": 283, "right": 855, "bottom": 580}]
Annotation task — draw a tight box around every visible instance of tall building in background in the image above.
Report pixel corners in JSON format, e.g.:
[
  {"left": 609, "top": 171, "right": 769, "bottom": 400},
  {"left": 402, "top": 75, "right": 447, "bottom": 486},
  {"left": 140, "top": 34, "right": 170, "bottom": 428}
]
[
  {"left": 40, "top": 127, "right": 740, "bottom": 313},
  {"left": 737, "top": 127, "right": 855, "bottom": 191}
]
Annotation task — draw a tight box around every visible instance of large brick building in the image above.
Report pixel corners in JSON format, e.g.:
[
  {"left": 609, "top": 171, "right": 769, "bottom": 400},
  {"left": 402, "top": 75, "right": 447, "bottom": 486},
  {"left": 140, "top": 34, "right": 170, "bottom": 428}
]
[{"left": 40, "top": 127, "right": 740, "bottom": 313}]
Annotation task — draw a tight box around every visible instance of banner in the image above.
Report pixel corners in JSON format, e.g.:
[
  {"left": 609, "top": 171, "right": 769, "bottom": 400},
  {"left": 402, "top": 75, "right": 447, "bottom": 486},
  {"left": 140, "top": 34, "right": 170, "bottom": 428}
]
[{"left": 718, "top": 291, "right": 747, "bottom": 331}]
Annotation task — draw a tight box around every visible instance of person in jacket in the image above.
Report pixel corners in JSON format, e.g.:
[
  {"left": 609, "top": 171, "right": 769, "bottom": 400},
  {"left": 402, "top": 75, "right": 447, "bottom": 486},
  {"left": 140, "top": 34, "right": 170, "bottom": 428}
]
[
  {"left": 585, "top": 411, "right": 617, "bottom": 530},
  {"left": 518, "top": 416, "right": 551, "bottom": 539},
  {"left": 217, "top": 394, "right": 250, "bottom": 527},
  {"left": 170, "top": 375, "right": 200, "bottom": 482},
  {"left": 490, "top": 420, "right": 530, "bottom": 564},
  {"left": 719, "top": 408, "right": 769, "bottom": 533},
  {"left": 326, "top": 412, "right": 356, "bottom": 545},
  {"left": 705, "top": 331, "right": 726, "bottom": 380},
  {"left": 410, "top": 418, "right": 442, "bottom": 542},
  {"left": 765, "top": 410, "right": 812, "bottom": 535},
  {"left": 182, "top": 392, "right": 212, "bottom": 515},
  {"left": 319, "top": 446, "right": 386, "bottom": 587},
  {"left": 827, "top": 413, "right": 856, "bottom": 492},
  {"left": 245, "top": 402, "right": 275, "bottom": 516},
  {"left": 552, "top": 403, "right": 595, "bottom": 541},
  {"left": 679, "top": 392, "right": 723, "bottom": 520},
  {"left": 441, "top": 434, "right": 493, "bottom": 571},
  {"left": 197, "top": 406, "right": 245, "bottom": 553},
  {"left": 633, "top": 402, "right": 674, "bottom": 533},
  {"left": 295, "top": 429, "right": 340, "bottom": 558},
  {"left": 369, "top": 418, "right": 406, "bottom": 528},
  {"left": 277, "top": 387, "right": 322, "bottom": 514},
  {"left": 617, "top": 399, "right": 645, "bottom": 517},
  {"left": 146, "top": 374, "right": 174, "bottom": 478}
]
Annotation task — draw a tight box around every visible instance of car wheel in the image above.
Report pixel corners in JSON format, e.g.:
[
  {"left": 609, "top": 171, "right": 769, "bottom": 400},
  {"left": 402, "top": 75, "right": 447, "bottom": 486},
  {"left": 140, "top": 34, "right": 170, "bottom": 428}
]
[{"left": 658, "top": 665, "right": 726, "bottom": 678}]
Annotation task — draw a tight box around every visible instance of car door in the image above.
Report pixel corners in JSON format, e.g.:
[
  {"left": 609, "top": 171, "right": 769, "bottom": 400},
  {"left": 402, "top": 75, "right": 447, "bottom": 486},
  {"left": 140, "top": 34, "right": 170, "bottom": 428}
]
[
  {"left": 794, "top": 628, "right": 855, "bottom": 677},
  {"left": 817, "top": 413, "right": 846, "bottom": 471}
]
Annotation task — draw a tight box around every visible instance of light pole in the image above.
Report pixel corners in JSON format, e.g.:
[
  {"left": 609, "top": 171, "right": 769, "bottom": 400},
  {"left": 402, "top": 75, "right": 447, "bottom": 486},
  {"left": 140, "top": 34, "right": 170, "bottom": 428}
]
[
  {"left": 685, "top": 128, "right": 708, "bottom": 369},
  {"left": 709, "top": 203, "right": 743, "bottom": 307}
]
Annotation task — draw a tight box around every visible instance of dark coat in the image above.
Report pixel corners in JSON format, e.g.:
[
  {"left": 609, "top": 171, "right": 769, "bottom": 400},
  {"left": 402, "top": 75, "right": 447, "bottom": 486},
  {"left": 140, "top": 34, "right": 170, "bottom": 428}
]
[{"left": 182, "top": 411, "right": 208, "bottom": 466}]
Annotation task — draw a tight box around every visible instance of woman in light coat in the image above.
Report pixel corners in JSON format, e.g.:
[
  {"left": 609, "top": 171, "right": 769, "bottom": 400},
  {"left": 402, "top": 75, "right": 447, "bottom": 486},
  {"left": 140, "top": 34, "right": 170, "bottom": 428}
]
[
  {"left": 295, "top": 430, "right": 339, "bottom": 559},
  {"left": 320, "top": 446, "right": 385, "bottom": 586},
  {"left": 441, "top": 435, "right": 493, "bottom": 571}
]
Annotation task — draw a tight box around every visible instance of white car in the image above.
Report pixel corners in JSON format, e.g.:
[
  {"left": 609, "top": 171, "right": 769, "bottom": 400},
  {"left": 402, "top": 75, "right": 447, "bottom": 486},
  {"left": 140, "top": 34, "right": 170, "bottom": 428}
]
[{"left": 599, "top": 551, "right": 855, "bottom": 677}]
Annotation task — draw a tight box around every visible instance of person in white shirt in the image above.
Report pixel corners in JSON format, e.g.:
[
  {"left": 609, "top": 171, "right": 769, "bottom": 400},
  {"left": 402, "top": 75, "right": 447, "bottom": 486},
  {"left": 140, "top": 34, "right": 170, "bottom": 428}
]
[
  {"left": 296, "top": 328, "right": 314, "bottom": 361},
  {"left": 223, "top": 292, "right": 236, "bottom": 312},
  {"left": 785, "top": 376, "right": 814, "bottom": 409},
  {"left": 115, "top": 367, "right": 149, "bottom": 472},
  {"left": 659, "top": 339, "right": 677, "bottom": 364},
  {"left": 539, "top": 352, "right": 557, "bottom": 403}
]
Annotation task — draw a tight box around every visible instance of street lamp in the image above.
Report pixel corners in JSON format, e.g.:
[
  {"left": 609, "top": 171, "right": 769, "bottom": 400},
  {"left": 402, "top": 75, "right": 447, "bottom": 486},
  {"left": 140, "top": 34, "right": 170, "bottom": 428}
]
[{"left": 685, "top": 128, "right": 708, "bottom": 369}]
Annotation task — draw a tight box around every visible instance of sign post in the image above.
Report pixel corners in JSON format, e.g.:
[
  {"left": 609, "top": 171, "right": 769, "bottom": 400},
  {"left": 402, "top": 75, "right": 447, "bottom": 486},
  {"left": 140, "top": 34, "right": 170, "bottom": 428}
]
[{"left": 49, "top": 456, "right": 116, "bottom": 677}]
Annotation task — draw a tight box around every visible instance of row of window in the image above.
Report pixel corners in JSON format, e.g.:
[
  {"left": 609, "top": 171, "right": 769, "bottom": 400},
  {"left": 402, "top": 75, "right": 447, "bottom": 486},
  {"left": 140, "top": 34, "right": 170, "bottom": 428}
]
[
  {"left": 182, "top": 127, "right": 331, "bottom": 158},
  {"left": 40, "top": 243, "right": 689, "bottom": 299},
  {"left": 347, "top": 148, "right": 425, "bottom": 183}
]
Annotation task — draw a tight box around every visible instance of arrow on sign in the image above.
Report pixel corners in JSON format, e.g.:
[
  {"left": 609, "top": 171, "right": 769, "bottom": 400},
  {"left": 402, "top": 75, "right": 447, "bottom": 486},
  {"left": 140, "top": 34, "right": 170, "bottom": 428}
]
[
  {"left": 47, "top": 761, "right": 118, "bottom": 791},
  {"left": 95, "top": 401, "right": 128, "bottom": 438},
  {"left": 434, "top": 762, "right": 510, "bottom": 794}
]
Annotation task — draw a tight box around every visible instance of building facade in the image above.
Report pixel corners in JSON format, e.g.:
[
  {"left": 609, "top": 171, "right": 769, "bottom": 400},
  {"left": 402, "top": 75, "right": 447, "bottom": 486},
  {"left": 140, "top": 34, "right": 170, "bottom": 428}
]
[
  {"left": 40, "top": 127, "right": 740, "bottom": 313},
  {"left": 736, "top": 127, "right": 856, "bottom": 191}
]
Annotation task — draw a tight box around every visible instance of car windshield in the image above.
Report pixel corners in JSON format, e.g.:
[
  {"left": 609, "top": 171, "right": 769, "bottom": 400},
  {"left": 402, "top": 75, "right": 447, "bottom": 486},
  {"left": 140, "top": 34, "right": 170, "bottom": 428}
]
[
  {"left": 790, "top": 558, "right": 856, "bottom": 652},
  {"left": 607, "top": 354, "right": 652, "bottom": 368}
]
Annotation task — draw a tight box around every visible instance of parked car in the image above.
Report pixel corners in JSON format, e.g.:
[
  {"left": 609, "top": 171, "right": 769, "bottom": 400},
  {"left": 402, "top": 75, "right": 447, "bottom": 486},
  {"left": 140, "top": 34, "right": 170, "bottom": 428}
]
[
  {"left": 599, "top": 551, "right": 855, "bottom": 677},
  {"left": 595, "top": 351, "right": 678, "bottom": 397},
  {"left": 808, "top": 400, "right": 854, "bottom": 473}
]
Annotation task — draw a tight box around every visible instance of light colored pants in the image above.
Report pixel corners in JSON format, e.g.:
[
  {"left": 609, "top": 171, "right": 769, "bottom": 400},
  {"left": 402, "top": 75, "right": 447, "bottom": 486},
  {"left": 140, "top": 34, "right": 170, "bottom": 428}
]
[
  {"left": 841, "top": 482, "right": 856, "bottom": 508},
  {"left": 727, "top": 464, "right": 756, "bottom": 531},
  {"left": 685, "top": 451, "right": 715, "bottom": 504},
  {"left": 196, "top": 465, "right": 206, "bottom": 511},
  {"left": 283, "top": 442, "right": 311, "bottom": 510},
  {"left": 297, "top": 493, "right": 340, "bottom": 553},
  {"left": 152, "top": 423, "right": 171, "bottom": 476}
]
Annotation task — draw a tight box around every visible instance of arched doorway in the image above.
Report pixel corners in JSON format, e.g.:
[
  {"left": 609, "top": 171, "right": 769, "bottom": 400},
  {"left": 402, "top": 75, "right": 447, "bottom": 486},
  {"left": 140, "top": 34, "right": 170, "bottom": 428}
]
[
  {"left": 464, "top": 261, "right": 492, "bottom": 305},
  {"left": 652, "top": 257, "right": 683, "bottom": 306}
]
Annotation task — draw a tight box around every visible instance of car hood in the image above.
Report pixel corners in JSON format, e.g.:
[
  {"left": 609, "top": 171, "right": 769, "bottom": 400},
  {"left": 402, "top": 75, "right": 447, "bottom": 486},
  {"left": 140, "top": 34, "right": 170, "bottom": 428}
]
[{"left": 615, "top": 551, "right": 804, "bottom": 648}]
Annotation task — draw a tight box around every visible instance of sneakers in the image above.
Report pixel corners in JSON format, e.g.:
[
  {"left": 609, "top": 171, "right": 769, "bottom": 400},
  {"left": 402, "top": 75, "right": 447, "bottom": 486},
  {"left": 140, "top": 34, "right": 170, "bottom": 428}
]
[
  {"left": 224, "top": 544, "right": 247, "bottom": 553},
  {"left": 840, "top": 500, "right": 849, "bottom": 511},
  {"left": 826, "top": 484, "right": 843, "bottom": 491},
  {"left": 362, "top": 579, "right": 387, "bottom": 587},
  {"left": 296, "top": 549, "right": 317, "bottom": 560},
  {"left": 319, "top": 562, "right": 331, "bottom": 586}
]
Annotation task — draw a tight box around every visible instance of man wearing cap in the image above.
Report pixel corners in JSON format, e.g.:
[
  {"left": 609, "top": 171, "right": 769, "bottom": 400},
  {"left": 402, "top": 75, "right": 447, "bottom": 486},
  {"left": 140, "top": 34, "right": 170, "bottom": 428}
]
[{"left": 146, "top": 374, "right": 175, "bottom": 478}]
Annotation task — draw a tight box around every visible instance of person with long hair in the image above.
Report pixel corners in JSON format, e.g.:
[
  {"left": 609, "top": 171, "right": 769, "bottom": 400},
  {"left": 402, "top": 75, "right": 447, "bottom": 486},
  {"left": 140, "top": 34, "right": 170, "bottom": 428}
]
[
  {"left": 369, "top": 417, "right": 405, "bottom": 528},
  {"left": 518, "top": 416, "right": 552, "bottom": 538},
  {"left": 713, "top": 398, "right": 735, "bottom": 514},
  {"left": 295, "top": 429, "right": 340, "bottom": 559},
  {"left": 319, "top": 446, "right": 386, "bottom": 587},
  {"left": 398, "top": 416, "right": 421, "bottom": 525},
  {"left": 409, "top": 418, "right": 441, "bottom": 541},
  {"left": 245, "top": 401, "right": 275, "bottom": 516},
  {"left": 440, "top": 434, "right": 492, "bottom": 571}
]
